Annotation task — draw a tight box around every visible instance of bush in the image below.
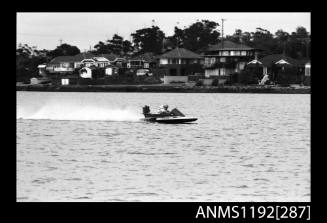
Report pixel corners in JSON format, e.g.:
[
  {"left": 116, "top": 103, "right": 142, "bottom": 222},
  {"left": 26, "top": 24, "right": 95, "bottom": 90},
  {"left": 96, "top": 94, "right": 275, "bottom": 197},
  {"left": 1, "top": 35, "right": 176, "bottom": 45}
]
[
  {"left": 195, "top": 80, "right": 203, "bottom": 86},
  {"left": 303, "top": 76, "right": 311, "bottom": 86},
  {"left": 238, "top": 70, "right": 258, "bottom": 85},
  {"left": 211, "top": 78, "right": 218, "bottom": 86}
]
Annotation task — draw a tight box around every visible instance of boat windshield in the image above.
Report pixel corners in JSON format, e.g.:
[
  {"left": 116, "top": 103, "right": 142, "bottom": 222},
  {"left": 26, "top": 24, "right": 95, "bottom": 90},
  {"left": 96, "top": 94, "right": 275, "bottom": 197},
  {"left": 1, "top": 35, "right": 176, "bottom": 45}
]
[{"left": 170, "top": 108, "right": 185, "bottom": 117}]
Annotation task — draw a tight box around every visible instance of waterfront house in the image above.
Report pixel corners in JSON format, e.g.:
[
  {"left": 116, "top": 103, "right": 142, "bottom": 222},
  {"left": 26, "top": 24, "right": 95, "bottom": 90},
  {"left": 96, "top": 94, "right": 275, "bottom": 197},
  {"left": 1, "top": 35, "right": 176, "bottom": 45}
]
[
  {"left": 248, "top": 54, "right": 304, "bottom": 76},
  {"left": 157, "top": 47, "right": 203, "bottom": 84},
  {"left": 203, "top": 40, "right": 260, "bottom": 79},
  {"left": 79, "top": 56, "right": 111, "bottom": 68},
  {"left": 247, "top": 54, "right": 306, "bottom": 84},
  {"left": 46, "top": 56, "right": 79, "bottom": 74},
  {"left": 74, "top": 53, "right": 113, "bottom": 68},
  {"left": 46, "top": 53, "right": 95, "bottom": 74},
  {"left": 99, "top": 53, "right": 126, "bottom": 66},
  {"left": 73, "top": 52, "right": 96, "bottom": 68},
  {"left": 127, "top": 52, "right": 157, "bottom": 69}
]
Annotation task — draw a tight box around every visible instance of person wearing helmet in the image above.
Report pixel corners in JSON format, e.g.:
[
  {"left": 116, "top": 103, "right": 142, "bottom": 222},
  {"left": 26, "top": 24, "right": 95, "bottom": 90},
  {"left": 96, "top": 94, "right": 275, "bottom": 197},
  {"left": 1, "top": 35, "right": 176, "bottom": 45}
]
[{"left": 159, "top": 104, "right": 170, "bottom": 114}]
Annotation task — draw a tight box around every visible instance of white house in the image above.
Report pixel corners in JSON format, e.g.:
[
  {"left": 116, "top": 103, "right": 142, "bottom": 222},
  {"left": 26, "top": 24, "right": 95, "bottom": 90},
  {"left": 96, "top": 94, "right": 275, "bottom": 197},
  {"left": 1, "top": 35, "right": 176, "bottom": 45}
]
[{"left": 93, "top": 57, "right": 110, "bottom": 68}]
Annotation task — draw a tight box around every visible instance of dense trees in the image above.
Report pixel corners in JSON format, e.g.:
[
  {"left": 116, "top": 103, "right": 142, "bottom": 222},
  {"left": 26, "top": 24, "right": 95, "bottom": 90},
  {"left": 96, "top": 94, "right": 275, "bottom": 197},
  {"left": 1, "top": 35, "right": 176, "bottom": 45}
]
[
  {"left": 131, "top": 26, "right": 165, "bottom": 54},
  {"left": 226, "top": 26, "right": 310, "bottom": 60},
  {"left": 170, "top": 20, "right": 220, "bottom": 52},
  {"left": 93, "top": 34, "right": 133, "bottom": 55},
  {"left": 47, "top": 43, "right": 80, "bottom": 58},
  {"left": 16, "top": 44, "right": 50, "bottom": 82}
]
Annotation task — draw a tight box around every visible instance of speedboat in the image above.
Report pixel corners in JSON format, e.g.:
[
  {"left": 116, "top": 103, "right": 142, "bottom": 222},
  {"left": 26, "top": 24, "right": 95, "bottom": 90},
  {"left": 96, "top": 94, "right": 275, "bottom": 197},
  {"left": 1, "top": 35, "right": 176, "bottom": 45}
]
[{"left": 142, "top": 105, "right": 197, "bottom": 124}]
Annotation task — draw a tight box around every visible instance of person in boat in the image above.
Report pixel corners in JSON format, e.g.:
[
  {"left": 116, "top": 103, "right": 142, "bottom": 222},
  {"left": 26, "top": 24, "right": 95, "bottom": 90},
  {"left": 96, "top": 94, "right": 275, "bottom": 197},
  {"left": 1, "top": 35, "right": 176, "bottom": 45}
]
[{"left": 158, "top": 104, "right": 170, "bottom": 114}]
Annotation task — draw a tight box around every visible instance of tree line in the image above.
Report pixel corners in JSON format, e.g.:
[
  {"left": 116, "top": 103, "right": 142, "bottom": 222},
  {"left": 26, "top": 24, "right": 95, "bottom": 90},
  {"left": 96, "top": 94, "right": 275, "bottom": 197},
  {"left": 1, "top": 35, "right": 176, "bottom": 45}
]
[{"left": 17, "top": 19, "right": 310, "bottom": 81}]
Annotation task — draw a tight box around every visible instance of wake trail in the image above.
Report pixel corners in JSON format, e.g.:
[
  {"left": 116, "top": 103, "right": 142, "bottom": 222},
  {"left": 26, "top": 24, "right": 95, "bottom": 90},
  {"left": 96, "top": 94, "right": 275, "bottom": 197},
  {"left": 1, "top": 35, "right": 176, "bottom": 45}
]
[{"left": 17, "top": 102, "right": 143, "bottom": 122}]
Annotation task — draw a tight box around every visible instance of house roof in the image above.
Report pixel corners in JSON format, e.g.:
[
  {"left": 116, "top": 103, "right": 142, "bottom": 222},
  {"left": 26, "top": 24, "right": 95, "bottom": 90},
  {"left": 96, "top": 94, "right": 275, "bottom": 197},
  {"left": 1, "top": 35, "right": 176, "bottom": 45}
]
[
  {"left": 92, "top": 57, "right": 109, "bottom": 62},
  {"left": 49, "top": 56, "right": 80, "bottom": 64},
  {"left": 259, "top": 54, "right": 302, "bottom": 67},
  {"left": 157, "top": 47, "right": 202, "bottom": 59},
  {"left": 99, "top": 53, "right": 120, "bottom": 61},
  {"left": 130, "top": 52, "right": 156, "bottom": 62},
  {"left": 206, "top": 40, "right": 255, "bottom": 51}
]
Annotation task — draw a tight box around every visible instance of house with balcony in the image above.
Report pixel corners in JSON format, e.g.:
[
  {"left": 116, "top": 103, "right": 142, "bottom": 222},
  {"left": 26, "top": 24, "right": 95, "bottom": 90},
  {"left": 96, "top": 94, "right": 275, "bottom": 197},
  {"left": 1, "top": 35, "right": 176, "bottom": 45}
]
[
  {"left": 157, "top": 47, "right": 203, "bottom": 84},
  {"left": 127, "top": 52, "right": 156, "bottom": 69},
  {"left": 203, "top": 40, "right": 260, "bottom": 79}
]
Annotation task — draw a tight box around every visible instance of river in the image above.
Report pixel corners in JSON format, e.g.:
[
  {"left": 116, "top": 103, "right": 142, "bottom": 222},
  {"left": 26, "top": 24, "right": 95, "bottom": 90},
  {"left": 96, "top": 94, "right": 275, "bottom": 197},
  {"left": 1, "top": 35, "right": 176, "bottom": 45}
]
[{"left": 16, "top": 91, "right": 310, "bottom": 201}]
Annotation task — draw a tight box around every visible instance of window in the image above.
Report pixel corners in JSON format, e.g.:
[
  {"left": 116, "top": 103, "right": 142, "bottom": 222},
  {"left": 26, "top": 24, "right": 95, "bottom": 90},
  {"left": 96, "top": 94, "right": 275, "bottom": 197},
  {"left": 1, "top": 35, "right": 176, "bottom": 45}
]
[
  {"left": 220, "top": 68, "right": 226, "bottom": 76},
  {"left": 220, "top": 57, "right": 226, "bottom": 62},
  {"left": 160, "top": 59, "right": 168, "bottom": 65},
  {"left": 172, "top": 59, "right": 178, "bottom": 64},
  {"left": 241, "top": 51, "right": 247, "bottom": 56},
  {"left": 210, "top": 58, "right": 216, "bottom": 64},
  {"left": 222, "top": 51, "right": 229, "bottom": 56}
]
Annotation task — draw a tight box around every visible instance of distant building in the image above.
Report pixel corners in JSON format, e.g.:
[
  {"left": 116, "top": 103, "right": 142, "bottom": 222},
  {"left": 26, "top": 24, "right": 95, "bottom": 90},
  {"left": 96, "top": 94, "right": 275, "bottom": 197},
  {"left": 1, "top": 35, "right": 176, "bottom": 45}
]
[
  {"left": 247, "top": 54, "right": 307, "bottom": 84},
  {"left": 157, "top": 47, "right": 203, "bottom": 84},
  {"left": 203, "top": 40, "right": 260, "bottom": 78},
  {"left": 46, "top": 56, "right": 79, "bottom": 73},
  {"left": 73, "top": 52, "right": 96, "bottom": 68},
  {"left": 127, "top": 52, "right": 157, "bottom": 69},
  {"left": 45, "top": 52, "right": 126, "bottom": 75},
  {"left": 248, "top": 54, "right": 304, "bottom": 76},
  {"left": 99, "top": 53, "right": 126, "bottom": 66}
]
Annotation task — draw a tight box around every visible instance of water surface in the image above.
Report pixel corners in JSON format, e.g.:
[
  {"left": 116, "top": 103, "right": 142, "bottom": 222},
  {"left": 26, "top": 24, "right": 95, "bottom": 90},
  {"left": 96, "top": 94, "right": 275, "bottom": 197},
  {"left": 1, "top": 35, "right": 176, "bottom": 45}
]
[{"left": 17, "top": 92, "right": 310, "bottom": 201}]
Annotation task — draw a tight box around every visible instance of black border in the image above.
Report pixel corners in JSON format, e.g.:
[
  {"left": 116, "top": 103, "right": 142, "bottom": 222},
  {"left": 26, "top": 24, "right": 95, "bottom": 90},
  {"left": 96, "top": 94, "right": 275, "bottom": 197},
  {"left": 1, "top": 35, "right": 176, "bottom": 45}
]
[{"left": 14, "top": 8, "right": 315, "bottom": 223}]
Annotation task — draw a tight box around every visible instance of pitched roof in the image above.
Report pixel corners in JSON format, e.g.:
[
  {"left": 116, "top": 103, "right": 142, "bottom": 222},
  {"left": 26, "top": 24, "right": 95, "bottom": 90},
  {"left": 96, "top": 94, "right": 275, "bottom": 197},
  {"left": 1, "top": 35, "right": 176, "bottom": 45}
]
[
  {"left": 157, "top": 47, "right": 202, "bottom": 59},
  {"left": 49, "top": 56, "right": 80, "bottom": 64},
  {"left": 259, "top": 54, "right": 302, "bottom": 67},
  {"left": 93, "top": 57, "right": 109, "bottom": 62},
  {"left": 99, "top": 53, "right": 120, "bottom": 61},
  {"left": 130, "top": 52, "right": 156, "bottom": 62},
  {"left": 206, "top": 40, "right": 255, "bottom": 51}
]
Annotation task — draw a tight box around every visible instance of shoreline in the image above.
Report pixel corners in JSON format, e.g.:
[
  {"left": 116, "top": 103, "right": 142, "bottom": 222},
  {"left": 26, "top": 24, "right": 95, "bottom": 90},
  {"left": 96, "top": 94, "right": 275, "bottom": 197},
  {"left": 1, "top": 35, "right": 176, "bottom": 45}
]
[{"left": 16, "top": 84, "right": 311, "bottom": 94}]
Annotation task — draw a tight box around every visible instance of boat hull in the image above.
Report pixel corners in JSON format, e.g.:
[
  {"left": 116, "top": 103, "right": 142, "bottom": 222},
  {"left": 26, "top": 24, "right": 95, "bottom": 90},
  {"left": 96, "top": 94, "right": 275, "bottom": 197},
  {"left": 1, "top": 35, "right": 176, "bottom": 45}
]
[
  {"left": 142, "top": 107, "right": 197, "bottom": 124},
  {"left": 155, "top": 117, "right": 197, "bottom": 124}
]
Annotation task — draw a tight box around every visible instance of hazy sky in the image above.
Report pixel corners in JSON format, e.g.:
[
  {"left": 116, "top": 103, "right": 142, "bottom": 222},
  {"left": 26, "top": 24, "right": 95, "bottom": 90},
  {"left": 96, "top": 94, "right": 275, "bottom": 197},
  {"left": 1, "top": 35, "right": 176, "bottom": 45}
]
[{"left": 17, "top": 12, "right": 310, "bottom": 51}]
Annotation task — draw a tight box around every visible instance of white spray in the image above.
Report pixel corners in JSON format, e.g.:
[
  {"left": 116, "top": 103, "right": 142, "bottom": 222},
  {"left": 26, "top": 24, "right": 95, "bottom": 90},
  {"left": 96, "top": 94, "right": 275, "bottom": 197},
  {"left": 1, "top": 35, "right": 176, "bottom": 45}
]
[{"left": 17, "top": 101, "right": 143, "bottom": 122}]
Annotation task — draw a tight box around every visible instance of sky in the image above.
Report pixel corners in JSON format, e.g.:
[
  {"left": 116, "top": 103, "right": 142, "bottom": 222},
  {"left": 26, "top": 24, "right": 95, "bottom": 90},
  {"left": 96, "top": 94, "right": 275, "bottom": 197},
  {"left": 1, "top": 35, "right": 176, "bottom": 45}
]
[{"left": 17, "top": 12, "right": 310, "bottom": 51}]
